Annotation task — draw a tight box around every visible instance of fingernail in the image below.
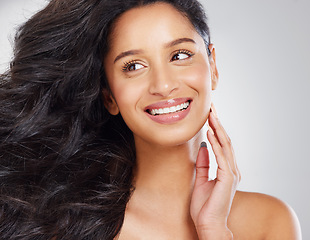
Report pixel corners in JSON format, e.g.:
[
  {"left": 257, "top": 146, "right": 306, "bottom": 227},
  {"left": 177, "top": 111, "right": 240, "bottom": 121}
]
[
  {"left": 208, "top": 125, "right": 215, "bottom": 135},
  {"left": 211, "top": 103, "right": 218, "bottom": 118},
  {"left": 200, "top": 141, "right": 207, "bottom": 148}
]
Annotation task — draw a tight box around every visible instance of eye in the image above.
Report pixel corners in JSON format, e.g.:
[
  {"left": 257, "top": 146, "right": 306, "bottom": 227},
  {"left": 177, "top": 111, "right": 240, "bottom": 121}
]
[
  {"left": 171, "top": 50, "right": 194, "bottom": 62},
  {"left": 122, "top": 60, "right": 145, "bottom": 72}
]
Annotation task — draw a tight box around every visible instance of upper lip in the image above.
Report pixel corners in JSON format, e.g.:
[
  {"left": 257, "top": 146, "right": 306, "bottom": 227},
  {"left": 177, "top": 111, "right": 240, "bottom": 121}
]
[{"left": 144, "top": 97, "right": 192, "bottom": 111}]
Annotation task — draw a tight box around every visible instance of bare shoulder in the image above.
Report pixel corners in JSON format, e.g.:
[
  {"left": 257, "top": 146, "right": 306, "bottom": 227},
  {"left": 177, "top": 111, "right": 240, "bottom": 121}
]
[{"left": 228, "top": 190, "right": 302, "bottom": 240}]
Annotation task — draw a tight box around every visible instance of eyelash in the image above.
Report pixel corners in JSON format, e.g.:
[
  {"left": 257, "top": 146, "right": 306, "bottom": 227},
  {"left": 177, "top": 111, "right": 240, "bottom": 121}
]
[
  {"left": 170, "top": 49, "right": 194, "bottom": 61},
  {"left": 121, "top": 49, "right": 194, "bottom": 72},
  {"left": 122, "top": 60, "right": 139, "bottom": 72}
]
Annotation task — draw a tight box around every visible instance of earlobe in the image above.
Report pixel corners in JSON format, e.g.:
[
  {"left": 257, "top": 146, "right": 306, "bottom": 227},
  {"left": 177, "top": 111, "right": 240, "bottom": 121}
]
[
  {"left": 208, "top": 44, "right": 219, "bottom": 90},
  {"left": 102, "top": 88, "right": 120, "bottom": 115}
]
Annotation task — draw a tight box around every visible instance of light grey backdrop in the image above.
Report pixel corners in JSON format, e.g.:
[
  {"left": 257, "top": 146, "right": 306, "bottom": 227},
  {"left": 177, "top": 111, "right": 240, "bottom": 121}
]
[
  {"left": 0, "top": 0, "right": 309, "bottom": 238},
  {"left": 204, "top": 0, "right": 310, "bottom": 238}
]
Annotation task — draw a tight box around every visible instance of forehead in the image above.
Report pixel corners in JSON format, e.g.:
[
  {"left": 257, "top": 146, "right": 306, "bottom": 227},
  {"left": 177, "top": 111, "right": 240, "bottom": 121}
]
[{"left": 108, "top": 3, "right": 200, "bottom": 51}]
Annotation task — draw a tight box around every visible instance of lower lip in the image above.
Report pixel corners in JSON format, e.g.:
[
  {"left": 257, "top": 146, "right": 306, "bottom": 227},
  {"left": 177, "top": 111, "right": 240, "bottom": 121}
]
[{"left": 146, "top": 102, "right": 191, "bottom": 124}]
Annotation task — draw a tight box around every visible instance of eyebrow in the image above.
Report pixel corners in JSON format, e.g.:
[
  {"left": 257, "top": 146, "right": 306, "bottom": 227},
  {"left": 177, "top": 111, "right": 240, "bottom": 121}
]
[
  {"left": 164, "top": 37, "right": 196, "bottom": 48},
  {"left": 114, "top": 49, "right": 143, "bottom": 63},
  {"left": 113, "top": 38, "right": 196, "bottom": 63}
]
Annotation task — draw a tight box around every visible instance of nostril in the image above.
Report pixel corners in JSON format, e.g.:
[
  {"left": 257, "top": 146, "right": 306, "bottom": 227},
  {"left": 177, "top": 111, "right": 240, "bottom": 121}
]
[
  {"left": 148, "top": 84, "right": 179, "bottom": 97},
  {"left": 148, "top": 71, "right": 180, "bottom": 96}
]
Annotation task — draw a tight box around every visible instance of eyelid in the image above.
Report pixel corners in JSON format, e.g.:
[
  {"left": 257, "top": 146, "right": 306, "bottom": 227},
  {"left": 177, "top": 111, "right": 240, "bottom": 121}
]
[
  {"left": 170, "top": 49, "right": 195, "bottom": 62},
  {"left": 122, "top": 60, "right": 145, "bottom": 72}
]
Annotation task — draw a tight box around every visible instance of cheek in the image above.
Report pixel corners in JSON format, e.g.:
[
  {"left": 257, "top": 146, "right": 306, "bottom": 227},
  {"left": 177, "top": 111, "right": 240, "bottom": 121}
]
[
  {"left": 113, "top": 85, "right": 136, "bottom": 116},
  {"left": 182, "top": 61, "right": 212, "bottom": 121},
  {"left": 182, "top": 61, "right": 212, "bottom": 93},
  {"left": 110, "top": 79, "right": 145, "bottom": 121}
]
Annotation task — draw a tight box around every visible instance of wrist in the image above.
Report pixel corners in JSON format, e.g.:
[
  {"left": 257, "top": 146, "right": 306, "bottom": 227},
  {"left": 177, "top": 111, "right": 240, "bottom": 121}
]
[{"left": 198, "top": 226, "right": 233, "bottom": 240}]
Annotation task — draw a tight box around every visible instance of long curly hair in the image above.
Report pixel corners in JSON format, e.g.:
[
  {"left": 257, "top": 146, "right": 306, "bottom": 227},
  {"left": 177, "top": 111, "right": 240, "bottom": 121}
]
[{"left": 0, "top": 0, "right": 210, "bottom": 239}]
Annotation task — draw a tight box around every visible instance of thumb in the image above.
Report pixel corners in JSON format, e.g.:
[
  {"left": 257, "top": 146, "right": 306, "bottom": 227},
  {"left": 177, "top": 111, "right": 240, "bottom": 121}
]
[{"left": 195, "top": 142, "right": 210, "bottom": 186}]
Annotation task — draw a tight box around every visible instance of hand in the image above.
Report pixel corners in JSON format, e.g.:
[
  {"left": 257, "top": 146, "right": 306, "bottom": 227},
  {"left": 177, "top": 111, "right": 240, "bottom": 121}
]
[{"left": 190, "top": 103, "right": 241, "bottom": 239}]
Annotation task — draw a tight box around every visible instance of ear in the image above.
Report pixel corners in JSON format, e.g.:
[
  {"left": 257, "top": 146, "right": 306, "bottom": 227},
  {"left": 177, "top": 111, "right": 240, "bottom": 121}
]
[
  {"left": 208, "top": 44, "right": 219, "bottom": 90},
  {"left": 102, "top": 88, "right": 119, "bottom": 115}
]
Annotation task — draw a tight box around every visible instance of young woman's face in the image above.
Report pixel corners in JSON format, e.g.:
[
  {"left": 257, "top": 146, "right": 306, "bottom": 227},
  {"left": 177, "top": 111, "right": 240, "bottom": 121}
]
[{"left": 104, "top": 3, "right": 217, "bottom": 147}]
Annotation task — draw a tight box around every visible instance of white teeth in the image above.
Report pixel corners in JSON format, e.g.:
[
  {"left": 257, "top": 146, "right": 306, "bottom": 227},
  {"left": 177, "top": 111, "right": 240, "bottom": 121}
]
[{"left": 149, "top": 101, "right": 190, "bottom": 116}]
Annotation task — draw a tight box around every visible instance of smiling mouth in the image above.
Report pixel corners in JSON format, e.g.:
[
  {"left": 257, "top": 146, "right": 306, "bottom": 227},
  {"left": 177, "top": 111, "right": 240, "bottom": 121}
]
[{"left": 146, "top": 100, "right": 191, "bottom": 116}]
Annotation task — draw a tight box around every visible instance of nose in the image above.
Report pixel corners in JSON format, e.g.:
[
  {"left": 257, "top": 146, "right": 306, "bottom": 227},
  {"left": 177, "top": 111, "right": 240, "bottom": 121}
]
[{"left": 148, "top": 65, "right": 179, "bottom": 97}]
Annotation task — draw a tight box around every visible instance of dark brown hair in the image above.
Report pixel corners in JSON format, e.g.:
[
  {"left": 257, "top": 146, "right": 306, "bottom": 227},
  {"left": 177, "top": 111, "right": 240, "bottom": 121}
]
[{"left": 0, "top": 0, "right": 210, "bottom": 239}]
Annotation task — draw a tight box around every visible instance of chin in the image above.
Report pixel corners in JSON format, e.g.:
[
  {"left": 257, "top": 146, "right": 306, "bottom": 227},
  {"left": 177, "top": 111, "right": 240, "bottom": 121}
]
[{"left": 141, "top": 124, "right": 205, "bottom": 147}]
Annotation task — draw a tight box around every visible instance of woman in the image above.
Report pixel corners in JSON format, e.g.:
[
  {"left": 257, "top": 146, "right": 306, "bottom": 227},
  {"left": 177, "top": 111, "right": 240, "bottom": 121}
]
[{"left": 0, "top": 0, "right": 301, "bottom": 239}]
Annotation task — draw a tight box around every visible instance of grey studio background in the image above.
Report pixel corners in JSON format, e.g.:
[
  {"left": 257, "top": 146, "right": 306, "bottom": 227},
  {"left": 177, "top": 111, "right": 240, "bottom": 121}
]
[{"left": 0, "top": 0, "right": 309, "bottom": 238}]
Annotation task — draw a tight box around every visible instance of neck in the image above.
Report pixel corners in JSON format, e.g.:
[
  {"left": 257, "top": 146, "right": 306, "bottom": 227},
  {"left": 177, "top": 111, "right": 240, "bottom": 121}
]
[{"left": 130, "top": 128, "right": 205, "bottom": 219}]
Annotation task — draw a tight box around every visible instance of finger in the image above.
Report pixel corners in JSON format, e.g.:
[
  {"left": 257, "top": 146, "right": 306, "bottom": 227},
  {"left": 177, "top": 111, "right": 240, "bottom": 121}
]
[
  {"left": 228, "top": 144, "right": 241, "bottom": 181},
  {"left": 206, "top": 124, "right": 229, "bottom": 172},
  {"left": 195, "top": 142, "right": 210, "bottom": 186},
  {"left": 209, "top": 110, "right": 230, "bottom": 148},
  {"left": 236, "top": 164, "right": 241, "bottom": 182},
  {"left": 211, "top": 102, "right": 218, "bottom": 117},
  {"left": 209, "top": 106, "right": 240, "bottom": 181},
  {"left": 210, "top": 103, "right": 233, "bottom": 148},
  {"left": 209, "top": 111, "right": 236, "bottom": 171}
]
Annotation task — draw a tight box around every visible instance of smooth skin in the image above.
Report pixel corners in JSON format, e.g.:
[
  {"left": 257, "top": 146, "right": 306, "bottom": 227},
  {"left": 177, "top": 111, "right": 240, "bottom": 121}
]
[{"left": 103, "top": 3, "right": 302, "bottom": 240}]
